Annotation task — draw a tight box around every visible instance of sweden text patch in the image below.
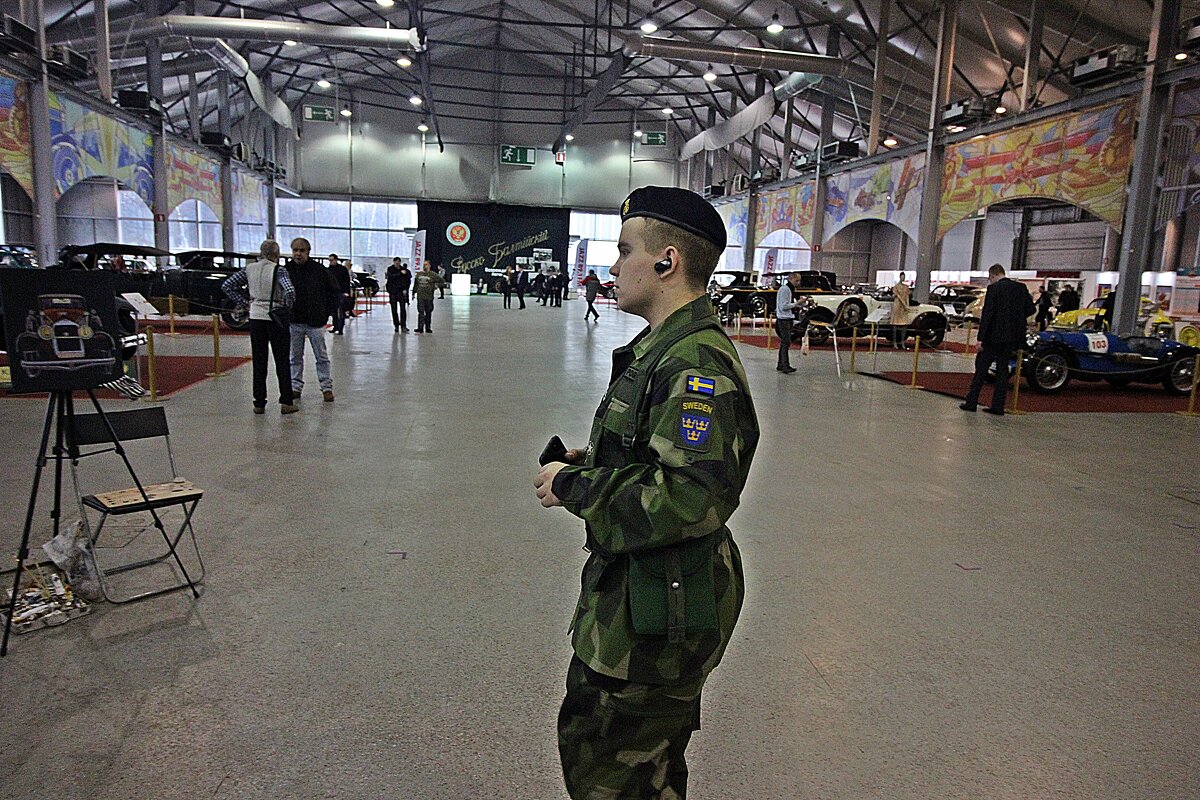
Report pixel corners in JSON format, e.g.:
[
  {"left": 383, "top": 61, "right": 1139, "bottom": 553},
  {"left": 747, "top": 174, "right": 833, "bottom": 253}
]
[
  {"left": 685, "top": 375, "right": 715, "bottom": 395},
  {"left": 678, "top": 411, "right": 712, "bottom": 451}
]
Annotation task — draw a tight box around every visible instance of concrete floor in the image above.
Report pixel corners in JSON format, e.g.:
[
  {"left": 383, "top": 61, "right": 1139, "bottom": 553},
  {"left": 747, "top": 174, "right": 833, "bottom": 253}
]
[{"left": 0, "top": 295, "right": 1197, "bottom": 800}]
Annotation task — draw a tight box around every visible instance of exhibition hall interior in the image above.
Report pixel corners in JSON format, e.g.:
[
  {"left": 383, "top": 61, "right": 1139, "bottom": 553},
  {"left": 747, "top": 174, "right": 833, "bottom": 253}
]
[{"left": 0, "top": 1, "right": 1197, "bottom": 798}]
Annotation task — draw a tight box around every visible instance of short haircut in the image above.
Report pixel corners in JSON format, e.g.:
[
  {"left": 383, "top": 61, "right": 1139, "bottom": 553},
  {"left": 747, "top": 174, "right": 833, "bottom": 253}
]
[
  {"left": 638, "top": 218, "right": 722, "bottom": 290},
  {"left": 988, "top": 263, "right": 1005, "bottom": 277},
  {"left": 259, "top": 239, "right": 280, "bottom": 260},
  {"left": 291, "top": 237, "right": 311, "bottom": 251}
]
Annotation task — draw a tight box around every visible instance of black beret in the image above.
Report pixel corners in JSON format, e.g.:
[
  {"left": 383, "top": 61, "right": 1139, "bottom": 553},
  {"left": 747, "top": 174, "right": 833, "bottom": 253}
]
[{"left": 621, "top": 186, "right": 726, "bottom": 251}]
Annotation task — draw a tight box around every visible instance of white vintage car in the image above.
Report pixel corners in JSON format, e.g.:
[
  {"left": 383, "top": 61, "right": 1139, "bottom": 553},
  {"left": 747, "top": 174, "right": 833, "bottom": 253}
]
[{"left": 798, "top": 290, "right": 949, "bottom": 347}]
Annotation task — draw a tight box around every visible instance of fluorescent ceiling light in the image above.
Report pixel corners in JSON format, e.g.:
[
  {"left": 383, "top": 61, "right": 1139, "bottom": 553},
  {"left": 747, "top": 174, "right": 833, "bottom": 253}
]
[
  {"left": 1176, "top": 52, "right": 1189, "bottom": 61},
  {"left": 703, "top": 66, "right": 717, "bottom": 82},
  {"left": 640, "top": 20, "right": 658, "bottom": 34},
  {"left": 377, "top": 0, "right": 395, "bottom": 6},
  {"left": 995, "top": 105, "right": 1007, "bottom": 114},
  {"left": 283, "top": 39, "right": 298, "bottom": 47},
  {"left": 633, "top": 127, "right": 643, "bottom": 137},
  {"left": 317, "top": 78, "right": 331, "bottom": 89},
  {"left": 340, "top": 106, "right": 352, "bottom": 117},
  {"left": 766, "top": 13, "right": 784, "bottom": 34},
  {"left": 409, "top": 95, "right": 423, "bottom": 106},
  {"left": 882, "top": 136, "right": 898, "bottom": 147},
  {"left": 417, "top": 122, "right": 429, "bottom": 132},
  {"left": 397, "top": 56, "right": 412, "bottom": 67},
  {"left": 565, "top": 134, "right": 575, "bottom": 141},
  {"left": 661, "top": 107, "right": 673, "bottom": 115}
]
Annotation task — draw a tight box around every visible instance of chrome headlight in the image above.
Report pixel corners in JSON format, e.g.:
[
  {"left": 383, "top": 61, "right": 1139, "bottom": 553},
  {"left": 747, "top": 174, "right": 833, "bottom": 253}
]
[{"left": 1026, "top": 333, "right": 1040, "bottom": 348}]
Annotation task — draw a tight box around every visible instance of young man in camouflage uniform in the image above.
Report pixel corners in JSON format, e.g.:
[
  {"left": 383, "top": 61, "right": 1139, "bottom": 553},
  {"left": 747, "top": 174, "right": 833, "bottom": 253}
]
[{"left": 535, "top": 186, "right": 759, "bottom": 799}]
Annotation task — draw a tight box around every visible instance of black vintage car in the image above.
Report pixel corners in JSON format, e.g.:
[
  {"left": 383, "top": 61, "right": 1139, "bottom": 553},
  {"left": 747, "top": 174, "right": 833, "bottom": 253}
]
[
  {"left": 58, "top": 245, "right": 256, "bottom": 330},
  {"left": 708, "top": 269, "right": 838, "bottom": 322}
]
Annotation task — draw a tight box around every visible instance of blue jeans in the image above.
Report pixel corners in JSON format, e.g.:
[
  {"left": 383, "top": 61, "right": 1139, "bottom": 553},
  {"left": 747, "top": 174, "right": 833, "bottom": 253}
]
[{"left": 289, "top": 323, "right": 332, "bottom": 393}]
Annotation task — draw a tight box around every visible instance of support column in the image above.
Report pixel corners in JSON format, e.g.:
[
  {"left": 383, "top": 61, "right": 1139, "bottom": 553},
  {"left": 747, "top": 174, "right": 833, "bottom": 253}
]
[
  {"left": 1019, "top": 0, "right": 1044, "bottom": 112},
  {"left": 914, "top": 0, "right": 958, "bottom": 302},
  {"left": 1113, "top": 0, "right": 1179, "bottom": 335},
  {"left": 703, "top": 106, "right": 716, "bottom": 189},
  {"left": 146, "top": 32, "right": 170, "bottom": 253},
  {"left": 868, "top": 0, "right": 891, "bottom": 155},
  {"left": 95, "top": 0, "right": 112, "bottom": 103},
  {"left": 218, "top": 72, "right": 235, "bottom": 252},
  {"left": 809, "top": 28, "right": 840, "bottom": 270},
  {"left": 28, "top": 0, "right": 56, "bottom": 267}
]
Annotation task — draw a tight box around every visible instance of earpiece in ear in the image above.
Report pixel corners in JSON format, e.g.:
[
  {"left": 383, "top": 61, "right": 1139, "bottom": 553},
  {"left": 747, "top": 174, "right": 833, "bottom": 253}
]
[{"left": 654, "top": 258, "right": 672, "bottom": 274}]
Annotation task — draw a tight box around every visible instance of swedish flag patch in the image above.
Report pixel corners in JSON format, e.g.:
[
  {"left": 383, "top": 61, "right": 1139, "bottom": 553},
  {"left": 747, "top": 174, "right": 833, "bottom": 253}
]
[
  {"left": 678, "top": 412, "right": 712, "bottom": 451},
  {"left": 685, "top": 375, "right": 716, "bottom": 396}
]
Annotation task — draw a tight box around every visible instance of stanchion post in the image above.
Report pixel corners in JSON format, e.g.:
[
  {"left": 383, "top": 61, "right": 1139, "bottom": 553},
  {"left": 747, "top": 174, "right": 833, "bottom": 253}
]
[
  {"left": 850, "top": 326, "right": 858, "bottom": 374},
  {"left": 167, "top": 294, "right": 178, "bottom": 337},
  {"left": 766, "top": 313, "right": 774, "bottom": 346},
  {"left": 1178, "top": 353, "right": 1200, "bottom": 417},
  {"left": 905, "top": 334, "right": 923, "bottom": 389},
  {"left": 1008, "top": 349, "right": 1028, "bottom": 415},
  {"left": 144, "top": 326, "right": 165, "bottom": 402},
  {"left": 870, "top": 322, "right": 878, "bottom": 354},
  {"left": 207, "top": 314, "right": 225, "bottom": 377}
]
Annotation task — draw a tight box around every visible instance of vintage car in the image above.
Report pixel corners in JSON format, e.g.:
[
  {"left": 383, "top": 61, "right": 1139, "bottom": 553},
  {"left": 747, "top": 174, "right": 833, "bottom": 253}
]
[
  {"left": 0, "top": 244, "right": 38, "bottom": 269},
  {"left": 15, "top": 293, "right": 116, "bottom": 379},
  {"left": 1019, "top": 329, "right": 1199, "bottom": 395},
  {"left": 1051, "top": 296, "right": 1160, "bottom": 331},
  {"left": 930, "top": 283, "right": 983, "bottom": 314},
  {"left": 58, "top": 245, "right": 257, "bottom": 330},
  {"left": 351, "top": 267, "right": 380, "bottom": 296},
  {"left": 797, "top": 292, "right": 949, "bottom": 347},
  {"left": 708, "top": 270, "right": 837, "bottom": 322}
]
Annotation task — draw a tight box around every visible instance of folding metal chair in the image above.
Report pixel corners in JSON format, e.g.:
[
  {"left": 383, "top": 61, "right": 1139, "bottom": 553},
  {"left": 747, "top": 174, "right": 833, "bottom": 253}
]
[{"left": 69, "top": 406, "right": 205, "bottom": 604}]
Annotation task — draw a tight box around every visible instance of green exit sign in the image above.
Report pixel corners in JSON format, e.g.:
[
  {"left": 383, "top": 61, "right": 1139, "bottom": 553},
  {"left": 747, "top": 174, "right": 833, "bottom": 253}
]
[
  {"left": 500, "top": 145, "right": 536, "bottom": 166},
  {"left": 303, "top": 105, "right": 336, "bottom": 123},
  {"left": 643, "top": 131, "right": 668, "bottom": 146}
]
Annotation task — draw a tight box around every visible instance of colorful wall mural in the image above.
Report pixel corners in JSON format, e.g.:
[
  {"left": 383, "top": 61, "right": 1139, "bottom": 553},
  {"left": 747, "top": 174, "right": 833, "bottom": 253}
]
[
  {"left": 824, "top": 153, "right": 925, "bottom": 243},
  {"left": 48, "top": 90, "right": 155, "bottom": 207},
  {"left": 0, "top": 73, "right": 33, "bottom": 199},
  {"left": 751, "top": 180, "right": 818, "bottom": 247},
  {"left": 939, "top": 98, "right": 1135, "bottom": 238},
  {"left": 167, "top": 142, "right": 222, "bottom": 217},
  {"left": 232, "top": 169, "right": 269, "bottom": 224},
  {"left": 715, "top": 197, "right": 748, "bottom": 248}
]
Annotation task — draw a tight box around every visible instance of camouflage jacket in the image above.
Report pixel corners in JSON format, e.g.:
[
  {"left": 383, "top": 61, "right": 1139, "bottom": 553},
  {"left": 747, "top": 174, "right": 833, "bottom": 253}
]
[
  {"left": 413, "top": 270, "right": 445, "bottom": 301},
  {"left": 552, "top": 295, "right": 759, "bottom": 684}
]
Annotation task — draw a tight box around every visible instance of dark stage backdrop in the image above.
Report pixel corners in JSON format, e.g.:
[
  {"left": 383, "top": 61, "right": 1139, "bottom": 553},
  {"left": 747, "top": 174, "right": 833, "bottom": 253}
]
[{"left": 417, "top": 201, "right": 570, "bottom": 285}]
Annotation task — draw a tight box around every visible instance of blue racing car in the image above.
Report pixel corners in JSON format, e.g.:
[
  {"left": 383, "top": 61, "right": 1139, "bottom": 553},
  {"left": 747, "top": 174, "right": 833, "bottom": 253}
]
[{"left": 1018, "top": 330, "right": 1199, "bottom": 395}]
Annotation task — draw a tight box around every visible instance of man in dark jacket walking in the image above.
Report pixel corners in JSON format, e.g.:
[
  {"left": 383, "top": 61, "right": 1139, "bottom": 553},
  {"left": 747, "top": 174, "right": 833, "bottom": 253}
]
[
  {"left": 328, "top": 253, "right": 352, "bottom": 335},
  {"left": 961, "top": 264, "right": 1035, "bottom": 415},
  {"left": 515, "top": 265, "right": 529, "bottom": 309},
  {"left": 385, "top": 257, "right": 412, "bottom": 332},
  {"left": 285, "top": 238, "right": 339, "bottom": 402}
]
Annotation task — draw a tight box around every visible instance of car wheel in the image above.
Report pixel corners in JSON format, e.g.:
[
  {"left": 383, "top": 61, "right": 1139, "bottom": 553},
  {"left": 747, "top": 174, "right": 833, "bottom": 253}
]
[
  {"left": 919, "top": 327, "right": 945, "bottom": 347},
  {"left": 604, "top": 287, "right": 616, "bottom": 299},
  {"left": 749, "top": 296, "right": 768, "bottom": 318},
  {"left": 837, "top": 299, "right": 867, "bottom": 328},
  {"left": 1028, "top": 350, "right": 1071, "bottom": 394},
  {"left": 220, "top": 304, "right": 250, "bottom": 330},
  {"left": 1164, "top": 357, "right": 1196, "bottom": 396}
]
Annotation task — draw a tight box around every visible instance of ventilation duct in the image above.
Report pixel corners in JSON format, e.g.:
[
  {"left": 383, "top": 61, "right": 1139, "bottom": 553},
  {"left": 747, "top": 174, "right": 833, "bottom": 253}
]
[
  {"left": 118, "top": 15, "right": 422, "bottom": 51},
  {"left": 679, "top": 72, "right": 823, "bottom": 160},
  {"left": 629, "top": 37, "right": 877, "bottom": 90},
  {"left": 204, "top": 40, "right": 294, "bottom": 132}
]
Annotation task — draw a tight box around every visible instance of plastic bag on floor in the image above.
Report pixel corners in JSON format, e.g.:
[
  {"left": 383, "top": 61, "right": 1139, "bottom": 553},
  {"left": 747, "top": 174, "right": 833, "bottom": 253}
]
[{"left": 41, "top": 522, "right": 101, "bottom": 601}]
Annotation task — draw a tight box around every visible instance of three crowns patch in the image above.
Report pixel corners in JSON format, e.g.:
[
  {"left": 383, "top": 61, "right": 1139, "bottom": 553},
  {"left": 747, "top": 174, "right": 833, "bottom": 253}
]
[{"left": 678, "top": 412, "right": 712, "bottom": 451}]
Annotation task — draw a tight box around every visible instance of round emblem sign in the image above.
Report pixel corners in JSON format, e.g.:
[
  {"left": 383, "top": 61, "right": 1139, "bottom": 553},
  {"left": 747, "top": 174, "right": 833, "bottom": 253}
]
[{"left": 446, "top": 221, "right": 471, "bottom": 246}]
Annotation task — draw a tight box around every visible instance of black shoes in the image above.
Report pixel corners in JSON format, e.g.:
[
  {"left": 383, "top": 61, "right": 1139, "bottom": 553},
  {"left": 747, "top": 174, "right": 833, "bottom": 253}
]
[
  {"left": 777, "top": 366, "right": 797, "bottom": 374},
  {"left": 959, "top": 403, "right": 976, "bottom": 412},
  {"left": 983, "top": 407, "right": 1005, "bottom": 416}
]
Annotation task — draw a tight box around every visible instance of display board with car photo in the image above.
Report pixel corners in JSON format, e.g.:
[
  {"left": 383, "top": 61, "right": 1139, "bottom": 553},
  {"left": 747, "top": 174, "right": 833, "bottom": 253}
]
[{"left": 0, "top": 268, "right": 124, "bottom": 394}]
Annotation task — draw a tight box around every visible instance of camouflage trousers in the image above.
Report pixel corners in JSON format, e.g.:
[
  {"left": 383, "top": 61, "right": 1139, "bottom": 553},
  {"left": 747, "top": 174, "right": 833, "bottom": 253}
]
[{"left": 558, "top": 656, "right": 705, "bottom": 800}]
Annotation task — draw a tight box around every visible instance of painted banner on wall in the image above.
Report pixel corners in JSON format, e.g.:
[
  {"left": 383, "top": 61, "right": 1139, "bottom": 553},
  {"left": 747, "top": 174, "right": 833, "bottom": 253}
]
[
  {"left": 824, "top": 153, "right": 926, "bottom": 243},
  {"left": 0, "top": 74, "right": 33, "bottom": 199},
  {"left": 748, "top": 180, "right": 818, "bottom": 248},
  {"left": 716, "top": 197, "right": 748, "bottom": 248},
  {"left": 231, "top": 169, "right": 269, "bottom": 225},
  {"left": 48, "top": 90, "right": 155, "bottom": 207},
  {"left": 939, "top": 98, "right": 1135, "bottom": 238},
  {"left": 167, "top": 142, "right": 222, "bottom": 216}
]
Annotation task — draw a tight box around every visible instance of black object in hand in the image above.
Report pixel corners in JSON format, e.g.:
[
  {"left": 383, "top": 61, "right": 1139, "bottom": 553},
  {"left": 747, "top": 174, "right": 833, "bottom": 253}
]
[{"left": 539, "top": 435, "right": 568, "bottom": 466}]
